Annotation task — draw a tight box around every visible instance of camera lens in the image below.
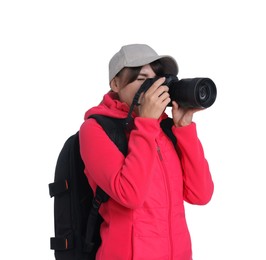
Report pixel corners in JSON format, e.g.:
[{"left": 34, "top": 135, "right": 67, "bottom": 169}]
[
  {"left": 198, "top": 85, "right": 209, "bottom": 101},
  {"left": 167, "top": 77, "right": 217, "bottom": 108},
  {"left": 195, "top": 78, "right": 216, "bottom": 108},
  {"left": 140, "top": 75, "right": 217, "bottom": 109}
]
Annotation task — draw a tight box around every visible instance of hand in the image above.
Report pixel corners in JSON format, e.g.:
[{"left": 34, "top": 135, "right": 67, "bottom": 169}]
[
  {"left": 172, "top": 101, "right": 204, "bottom": 127},
  {"left": 137, "top": 77, "right": 171, "bottom": 119}
]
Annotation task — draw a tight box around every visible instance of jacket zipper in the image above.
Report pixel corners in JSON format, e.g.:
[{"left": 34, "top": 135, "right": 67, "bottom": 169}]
[{"left": 157, "top": 145, "right": 174, "bottom": 259}]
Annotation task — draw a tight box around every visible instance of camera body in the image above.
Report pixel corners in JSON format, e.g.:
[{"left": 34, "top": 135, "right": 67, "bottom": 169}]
[{"left": 141, "top": 75, "right": 217, "bottom": 108}]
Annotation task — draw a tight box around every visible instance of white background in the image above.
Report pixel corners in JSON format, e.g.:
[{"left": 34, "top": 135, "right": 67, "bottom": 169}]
[{"left": 1, "top": 0, "right": 265, "bottom": 259}]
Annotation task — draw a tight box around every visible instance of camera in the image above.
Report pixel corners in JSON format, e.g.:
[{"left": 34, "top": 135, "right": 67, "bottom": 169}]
[{"left": 141, "top": 75, "right": 217, "bottom": 108}]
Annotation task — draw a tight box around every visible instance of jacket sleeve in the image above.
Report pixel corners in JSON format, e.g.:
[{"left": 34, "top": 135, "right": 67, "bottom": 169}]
[
  {"left": 172, "top": 122, "right": 214, "bottom": 205},
  {"left": 79, "top": 117, "right": 161, "bottom": 209}
]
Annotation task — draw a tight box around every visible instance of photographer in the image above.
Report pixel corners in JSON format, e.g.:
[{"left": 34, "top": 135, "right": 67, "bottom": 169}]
[{"left": 79, "top": 44, "right": 214, "bottom": 260}]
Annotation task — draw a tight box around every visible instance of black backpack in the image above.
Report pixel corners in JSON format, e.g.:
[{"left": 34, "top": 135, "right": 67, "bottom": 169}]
[
  {"left": 49, "top": 115, "right": 127, "bottom": 260},
  {"left": 49, "top": 114, "right": 175, "bottom": 260}
]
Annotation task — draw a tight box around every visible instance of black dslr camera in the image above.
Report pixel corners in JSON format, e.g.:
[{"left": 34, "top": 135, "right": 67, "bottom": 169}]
[{"left": 141, "top": 75, "right": 217, "bottom": 108}]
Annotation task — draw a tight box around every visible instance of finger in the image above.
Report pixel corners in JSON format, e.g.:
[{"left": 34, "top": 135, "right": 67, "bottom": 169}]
[
  {"left": 157, "top": 85, "right": 169, "bottom": 97},
  {"left": 146, "top": 77, "right": 166, "bottom": 94},
  {"left": 172, "top": 101, "right": 179, "bottom": 110},
  {"left": 158, "top": 91, "right": 170, "bottom": 103},
  {"left": 156, "top": 93, "right": 171, "bottom": 108}
]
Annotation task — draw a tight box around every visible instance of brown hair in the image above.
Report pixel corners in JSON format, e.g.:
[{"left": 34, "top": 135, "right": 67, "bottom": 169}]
[{"left": 115, "top": 60, "right": 165, "bottom": 88}]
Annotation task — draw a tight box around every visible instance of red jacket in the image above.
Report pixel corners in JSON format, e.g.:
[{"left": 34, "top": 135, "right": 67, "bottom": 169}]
[{"left": 79, "top": 92, "right": 214, "bottom": 260}]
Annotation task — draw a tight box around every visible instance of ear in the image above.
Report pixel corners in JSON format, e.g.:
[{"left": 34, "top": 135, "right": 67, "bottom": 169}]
[{"left": 110, "top": 77, "right": 119, "bottom": 93}]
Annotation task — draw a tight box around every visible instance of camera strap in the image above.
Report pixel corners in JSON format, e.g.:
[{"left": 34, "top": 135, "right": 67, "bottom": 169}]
[{"left": 124, "top": 80, "right": 152, "bottom": 130}]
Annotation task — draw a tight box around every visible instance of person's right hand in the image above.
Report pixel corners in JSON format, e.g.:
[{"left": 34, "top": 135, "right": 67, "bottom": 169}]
[{"left": 137, "top": 77, "right": 170, "bottom": 119}]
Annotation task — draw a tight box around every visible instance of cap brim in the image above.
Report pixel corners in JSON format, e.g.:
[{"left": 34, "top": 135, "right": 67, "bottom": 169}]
[{"left": 125, "top": 55, "right": 178, "bottom": 76}]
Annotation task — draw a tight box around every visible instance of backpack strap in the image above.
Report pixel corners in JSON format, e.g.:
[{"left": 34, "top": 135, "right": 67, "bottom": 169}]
[
  {"left": 160, "top": 117, "right": 177, "bottom": 147},
  {"left": 84, "top": 186, "right": 109, "bottom": 253},
  {"left": 89, "top": 114, "right": 128, "bottom": 156},
  {"left": 48, "top": 179, "right": 69, "bottom": 197},
  {"left": 84, "top": 114, "right": 128, "bottom": 253}
]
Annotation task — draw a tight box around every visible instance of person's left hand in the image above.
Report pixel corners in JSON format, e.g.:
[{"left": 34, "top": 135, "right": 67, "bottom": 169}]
[{"left": 171, "top": 101, "right": 204, "bottom": 127}]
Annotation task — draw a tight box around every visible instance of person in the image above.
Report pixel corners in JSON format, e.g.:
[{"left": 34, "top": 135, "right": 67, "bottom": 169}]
[{"left": 79, "top": 44, "right": 214, "bottom": 260}]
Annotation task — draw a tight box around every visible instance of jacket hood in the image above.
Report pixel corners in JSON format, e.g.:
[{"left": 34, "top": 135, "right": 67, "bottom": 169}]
[
  {"left": 84, "top": 91, "right": 133, "bottom": 120},
  {"left": 84, "top": 90, "right": 168, "bottom": 122}
]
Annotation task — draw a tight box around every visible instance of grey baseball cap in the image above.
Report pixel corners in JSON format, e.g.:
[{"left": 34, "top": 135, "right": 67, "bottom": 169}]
[{"left": 109, "top": 44, "right": 178, "bottom": 82}]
